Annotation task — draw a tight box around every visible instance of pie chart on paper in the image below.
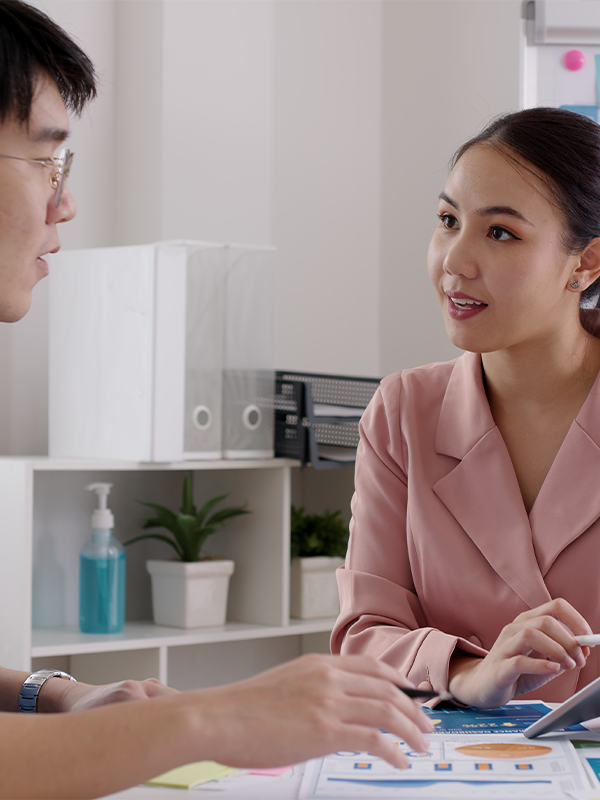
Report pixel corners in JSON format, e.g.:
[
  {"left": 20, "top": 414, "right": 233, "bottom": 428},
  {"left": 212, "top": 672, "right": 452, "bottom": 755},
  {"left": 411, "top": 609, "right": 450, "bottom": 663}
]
[{"left": 455, "top": 743, "right": 552, "bottom": 759}]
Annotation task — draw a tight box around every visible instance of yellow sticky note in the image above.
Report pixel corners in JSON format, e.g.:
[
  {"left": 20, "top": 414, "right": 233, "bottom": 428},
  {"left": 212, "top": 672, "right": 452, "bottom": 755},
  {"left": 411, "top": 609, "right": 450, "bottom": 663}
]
[{"left": 146, "top": 761, "right": 237, "bottom": 788}]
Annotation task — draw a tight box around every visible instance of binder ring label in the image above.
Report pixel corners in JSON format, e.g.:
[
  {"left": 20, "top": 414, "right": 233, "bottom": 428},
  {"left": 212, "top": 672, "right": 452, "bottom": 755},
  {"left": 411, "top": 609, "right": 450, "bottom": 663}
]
[
  {"left": 242, "top": 404, "right": 262, "bottom": 431},
  {"left": 192, "top": 405, "right": 212, "bottom": 431}
]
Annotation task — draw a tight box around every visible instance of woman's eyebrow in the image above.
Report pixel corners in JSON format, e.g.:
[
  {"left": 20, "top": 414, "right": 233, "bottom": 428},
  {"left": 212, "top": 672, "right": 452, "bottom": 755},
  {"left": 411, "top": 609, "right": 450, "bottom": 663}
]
[
  {"left": 477, "top": 205, "right": 533, "bottom": 225},
  {"left": 438, "top": 191, "right": 533, "bottom": 226},
  {"left": 439, "top": 191, "right": 457, "bottom": 208}
]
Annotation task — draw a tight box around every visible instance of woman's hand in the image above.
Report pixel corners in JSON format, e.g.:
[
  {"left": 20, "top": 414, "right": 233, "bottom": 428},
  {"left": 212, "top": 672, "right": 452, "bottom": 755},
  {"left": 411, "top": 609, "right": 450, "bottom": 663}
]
[
  {"left": 448, "top": 598, "right": 591, "bottom": 708},
  {"left": 189, "top": 653, "right": 433, "bottom": 770}
]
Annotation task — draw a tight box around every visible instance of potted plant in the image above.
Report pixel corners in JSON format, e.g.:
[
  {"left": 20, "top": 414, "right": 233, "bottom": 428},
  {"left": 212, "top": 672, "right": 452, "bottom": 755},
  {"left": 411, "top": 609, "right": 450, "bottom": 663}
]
[
  {"left": 290, "top": 505, "right": 349, "bottom": 619},
  {"left": 124, "top": 473, "right": 250, "bottom": 629}
]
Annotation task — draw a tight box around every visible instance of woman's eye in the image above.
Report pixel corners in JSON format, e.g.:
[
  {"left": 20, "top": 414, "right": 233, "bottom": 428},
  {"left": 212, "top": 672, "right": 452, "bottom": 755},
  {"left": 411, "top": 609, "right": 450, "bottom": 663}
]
[
  {"left": 489, "top": 226, "right": 517, "bottom": 241},
  {"left": 438, "top": 213, "right": 458, "bottom": 229}
]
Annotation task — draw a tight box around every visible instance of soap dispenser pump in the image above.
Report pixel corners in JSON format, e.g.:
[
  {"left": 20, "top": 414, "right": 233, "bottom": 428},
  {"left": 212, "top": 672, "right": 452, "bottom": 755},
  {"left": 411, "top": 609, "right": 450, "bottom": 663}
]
[{"left": 80, "top": 482, "right": 126, "bottom": 633}]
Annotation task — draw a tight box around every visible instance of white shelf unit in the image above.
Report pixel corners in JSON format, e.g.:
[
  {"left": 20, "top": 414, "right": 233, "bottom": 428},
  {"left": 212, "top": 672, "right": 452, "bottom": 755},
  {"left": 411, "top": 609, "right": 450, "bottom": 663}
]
[{"left": 0, "top": 457, "right": 336, "bottom": 688}]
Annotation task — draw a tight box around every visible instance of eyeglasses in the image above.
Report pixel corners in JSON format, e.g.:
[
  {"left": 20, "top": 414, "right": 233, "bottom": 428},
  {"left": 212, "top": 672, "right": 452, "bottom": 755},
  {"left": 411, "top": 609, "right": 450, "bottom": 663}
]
[{"left": 0, "top": 148, "right": 73, "bottom": 206}]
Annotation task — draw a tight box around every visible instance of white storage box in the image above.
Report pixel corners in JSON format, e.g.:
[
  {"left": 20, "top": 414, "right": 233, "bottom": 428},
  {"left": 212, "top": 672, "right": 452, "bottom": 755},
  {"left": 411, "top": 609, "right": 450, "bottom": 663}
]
[
  {"left": 49, "top": 241, "right": 275, "bottom": 461},
  {"left": 222, "top": 245, "right": 275, "bottom": 458}
]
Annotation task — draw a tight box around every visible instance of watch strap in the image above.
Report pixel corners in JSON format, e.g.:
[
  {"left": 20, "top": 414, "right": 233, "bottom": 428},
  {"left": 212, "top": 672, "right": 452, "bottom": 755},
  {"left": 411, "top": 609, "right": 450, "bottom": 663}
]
[{"left": 18, "top": 668, "right": 76, "bottom": 713}]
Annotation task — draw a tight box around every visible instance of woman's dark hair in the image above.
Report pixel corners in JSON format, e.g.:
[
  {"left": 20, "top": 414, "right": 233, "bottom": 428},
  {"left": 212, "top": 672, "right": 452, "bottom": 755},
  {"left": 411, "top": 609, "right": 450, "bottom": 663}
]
[
  {"left": 453, "top": 107, "right": 600, "bottom": 337},
  {"left": 0, "top": 0, "right": 96, "bottom": 123}
]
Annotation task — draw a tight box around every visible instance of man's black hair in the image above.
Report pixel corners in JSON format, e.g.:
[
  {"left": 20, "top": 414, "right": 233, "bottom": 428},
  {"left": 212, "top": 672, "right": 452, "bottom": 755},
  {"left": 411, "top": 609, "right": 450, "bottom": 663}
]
[{"left": 0, "top": 0, "right": 96, "bottom": 123}]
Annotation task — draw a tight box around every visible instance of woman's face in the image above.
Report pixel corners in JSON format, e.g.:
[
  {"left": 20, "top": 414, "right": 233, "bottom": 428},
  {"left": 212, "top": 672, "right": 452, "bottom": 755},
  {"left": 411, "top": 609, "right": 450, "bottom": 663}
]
[{"left": 427, "top": 144, "right": 582, "bottom": 356}]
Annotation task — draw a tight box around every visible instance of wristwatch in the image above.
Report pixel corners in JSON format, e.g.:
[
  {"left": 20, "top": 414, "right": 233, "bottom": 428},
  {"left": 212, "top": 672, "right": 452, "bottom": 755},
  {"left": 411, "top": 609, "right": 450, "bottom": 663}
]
[{"left": 18, "top": 668, "right": 77, "bottom": 713}]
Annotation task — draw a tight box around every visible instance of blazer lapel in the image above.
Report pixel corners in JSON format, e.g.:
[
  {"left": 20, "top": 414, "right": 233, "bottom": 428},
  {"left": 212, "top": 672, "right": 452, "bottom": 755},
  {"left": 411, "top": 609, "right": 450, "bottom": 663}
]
[
  {"left": 530, "top": 374, "right": 600, "bottom": 576},
  {"left": 432, "top": 353, "right": 551, "bottom": 609}
]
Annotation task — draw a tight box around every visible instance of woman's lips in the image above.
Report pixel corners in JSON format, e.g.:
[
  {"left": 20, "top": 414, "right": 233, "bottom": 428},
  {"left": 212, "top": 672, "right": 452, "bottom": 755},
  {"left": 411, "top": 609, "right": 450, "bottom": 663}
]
[{"left": 446, "top": 293, "right": 488, "bottom": 320}]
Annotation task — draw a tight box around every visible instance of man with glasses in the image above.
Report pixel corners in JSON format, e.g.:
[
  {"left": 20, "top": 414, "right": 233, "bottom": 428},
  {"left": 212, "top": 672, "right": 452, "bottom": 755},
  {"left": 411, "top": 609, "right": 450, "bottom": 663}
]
[{"left": 0, "top": 1, "right": 431, "bottom": 796}]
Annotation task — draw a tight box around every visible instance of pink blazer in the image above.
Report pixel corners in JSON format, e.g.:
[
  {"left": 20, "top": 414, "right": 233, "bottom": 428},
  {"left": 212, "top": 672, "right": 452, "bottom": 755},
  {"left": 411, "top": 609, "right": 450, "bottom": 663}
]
[{"left": 331, "top": 351, "right": 600, "bottom": 702}]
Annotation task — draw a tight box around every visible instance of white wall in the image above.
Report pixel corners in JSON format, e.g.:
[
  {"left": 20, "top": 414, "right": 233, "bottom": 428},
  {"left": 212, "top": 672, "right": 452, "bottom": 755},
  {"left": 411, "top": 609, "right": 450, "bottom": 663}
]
[
  {"left": 162, "top": 2, "right": 274, "bottom": 245},
  {"left": 0, "top": 0, "right": 522, "bottom": 455},
  {"left": 113, "top": 0, "right": 163, "bottom": 246},
  {"left": 272, "top": 1, "right": 382, "bottom": 377},
  {"left": 113, "top": 1, "right": 274, "bottom": 246},
  {"left": 380, "top": 0, "right": 522, "bottom": 375}
]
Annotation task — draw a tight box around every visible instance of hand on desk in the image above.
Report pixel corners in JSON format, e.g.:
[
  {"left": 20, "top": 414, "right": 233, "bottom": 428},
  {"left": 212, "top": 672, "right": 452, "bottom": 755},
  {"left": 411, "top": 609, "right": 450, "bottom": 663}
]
[
  {"left": 187, "top": 653, "right": 432, "bottom": 771},
  {"left": 0, "top": 654, "right": 432, "bottom": 798},
  {"left": 449, "top": 597, "right": 592, "bottom": 708}
]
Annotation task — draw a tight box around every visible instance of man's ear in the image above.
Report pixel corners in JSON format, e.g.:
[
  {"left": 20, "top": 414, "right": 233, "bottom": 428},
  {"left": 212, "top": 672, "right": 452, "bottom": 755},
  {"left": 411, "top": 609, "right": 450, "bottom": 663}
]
[{"left": 573, "top": 237, "right": 600, "bottom": 290}]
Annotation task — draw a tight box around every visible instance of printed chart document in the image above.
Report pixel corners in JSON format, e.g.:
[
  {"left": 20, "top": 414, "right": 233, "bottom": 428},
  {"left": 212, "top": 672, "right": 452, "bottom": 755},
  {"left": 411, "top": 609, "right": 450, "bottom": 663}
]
[{"left": 300, "top": 705, "right": 594, "bottom": 799}]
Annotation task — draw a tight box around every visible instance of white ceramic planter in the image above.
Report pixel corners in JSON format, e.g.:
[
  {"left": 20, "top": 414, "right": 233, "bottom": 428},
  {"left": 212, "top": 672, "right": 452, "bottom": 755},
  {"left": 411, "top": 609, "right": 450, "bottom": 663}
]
[
  {"left": 146, "top": 559, "right": 235, "bottom": 629},
  {"left": 290, "top": 556, "right": 345, "bottom": 619}
]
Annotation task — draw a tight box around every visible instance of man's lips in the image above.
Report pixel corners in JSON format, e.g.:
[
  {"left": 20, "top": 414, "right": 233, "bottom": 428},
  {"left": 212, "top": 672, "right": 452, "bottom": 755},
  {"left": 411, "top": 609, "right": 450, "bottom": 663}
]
[{"left": 37, "top": 243, "right": 60, "bottom": 275}]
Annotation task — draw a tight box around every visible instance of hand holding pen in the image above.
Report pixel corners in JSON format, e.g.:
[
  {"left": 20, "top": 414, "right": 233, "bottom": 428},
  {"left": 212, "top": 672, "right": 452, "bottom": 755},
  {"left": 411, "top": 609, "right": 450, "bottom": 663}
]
[
  {"left": 397, "top": 608, "right": 598, "bottom": 709},
  {"left": 445, "top": 598, "right": 591, "bottom": 709}
]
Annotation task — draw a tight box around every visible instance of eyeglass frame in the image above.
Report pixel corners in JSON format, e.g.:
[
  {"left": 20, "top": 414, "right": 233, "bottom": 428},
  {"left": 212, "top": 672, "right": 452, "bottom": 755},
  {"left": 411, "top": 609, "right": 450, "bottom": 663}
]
[{"left": 0, "top": 148, "right": 73, "bottom": 206}]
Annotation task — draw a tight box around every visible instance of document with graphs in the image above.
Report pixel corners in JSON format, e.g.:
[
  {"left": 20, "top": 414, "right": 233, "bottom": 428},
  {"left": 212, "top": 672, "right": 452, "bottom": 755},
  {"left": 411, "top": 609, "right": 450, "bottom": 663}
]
[{"left": 299, "top": 704, "right": 597, "bottom": 799}]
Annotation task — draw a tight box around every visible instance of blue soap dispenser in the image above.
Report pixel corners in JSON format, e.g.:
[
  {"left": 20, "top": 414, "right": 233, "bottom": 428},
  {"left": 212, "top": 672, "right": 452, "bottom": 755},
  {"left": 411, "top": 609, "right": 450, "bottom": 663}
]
[{"left": 80, "top": 482, "right": 126, "bottom": 633}]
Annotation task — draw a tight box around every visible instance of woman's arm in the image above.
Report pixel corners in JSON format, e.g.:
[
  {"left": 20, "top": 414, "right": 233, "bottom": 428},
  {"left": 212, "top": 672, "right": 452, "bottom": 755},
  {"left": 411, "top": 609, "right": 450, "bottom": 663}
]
[
  {"left": 0, "top": 654, "right": 432, "bottom": 800},
  {"left": 331, "top": 379, "right": 485, "bottom": 691}
]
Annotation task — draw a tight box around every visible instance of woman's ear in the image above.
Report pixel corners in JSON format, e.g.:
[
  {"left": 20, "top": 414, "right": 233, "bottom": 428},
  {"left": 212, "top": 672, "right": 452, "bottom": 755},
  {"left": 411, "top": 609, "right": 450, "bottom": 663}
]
[{"left": 573, "top": 237, "right": 600, "bottom": 290}]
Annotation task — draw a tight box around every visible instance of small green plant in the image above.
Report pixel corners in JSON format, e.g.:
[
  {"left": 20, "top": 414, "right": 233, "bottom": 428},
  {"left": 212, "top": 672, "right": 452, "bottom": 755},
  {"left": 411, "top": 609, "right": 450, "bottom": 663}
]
[
  {"left": 124, "top": 473, "right": 250, "bottom": 562},
  {"left": 290, "top": 505, "right": 349, "bottom": 560}
]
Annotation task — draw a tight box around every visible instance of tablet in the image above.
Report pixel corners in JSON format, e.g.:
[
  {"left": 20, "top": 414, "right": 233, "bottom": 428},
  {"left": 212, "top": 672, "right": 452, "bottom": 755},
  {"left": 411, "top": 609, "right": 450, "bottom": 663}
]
[{"left": 523, "top": 674, "right": 600, "bottom": 738}]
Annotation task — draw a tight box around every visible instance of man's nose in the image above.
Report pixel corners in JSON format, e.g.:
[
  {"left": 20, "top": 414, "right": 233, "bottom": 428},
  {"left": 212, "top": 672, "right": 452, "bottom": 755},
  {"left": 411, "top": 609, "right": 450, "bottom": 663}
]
[{"left": 48, "top": 183, "right": 77, "bottom": 224}]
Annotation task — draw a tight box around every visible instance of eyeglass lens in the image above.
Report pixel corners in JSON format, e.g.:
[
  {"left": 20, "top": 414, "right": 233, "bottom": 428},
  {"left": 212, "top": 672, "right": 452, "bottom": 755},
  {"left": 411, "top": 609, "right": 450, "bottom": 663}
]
[{"left": 54, "top": 149, "right": 73, "bottom": 207}]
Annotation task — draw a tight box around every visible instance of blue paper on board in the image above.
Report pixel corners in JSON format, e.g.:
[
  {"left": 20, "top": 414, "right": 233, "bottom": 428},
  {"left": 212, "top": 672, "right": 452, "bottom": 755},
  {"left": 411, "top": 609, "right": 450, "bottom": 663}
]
[
  {"left": 423, "top": 703, "right": 586, "bottom": 734},
  {"left": 560, "top": 104, "right": 598, "bottom": 122}
]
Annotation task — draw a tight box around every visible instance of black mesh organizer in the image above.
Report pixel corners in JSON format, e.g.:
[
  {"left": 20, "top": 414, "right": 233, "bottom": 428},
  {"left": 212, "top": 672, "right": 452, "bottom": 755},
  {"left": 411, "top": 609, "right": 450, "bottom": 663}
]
[{"left": 274, "top": 371, "right": 381, "bottom": 469}]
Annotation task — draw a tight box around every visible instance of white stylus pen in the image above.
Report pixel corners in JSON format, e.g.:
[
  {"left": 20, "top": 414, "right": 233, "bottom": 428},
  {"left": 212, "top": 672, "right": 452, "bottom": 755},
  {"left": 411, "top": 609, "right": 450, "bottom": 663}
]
[{"left": 575, "top": 634, "right": 600, "bottom": 646}]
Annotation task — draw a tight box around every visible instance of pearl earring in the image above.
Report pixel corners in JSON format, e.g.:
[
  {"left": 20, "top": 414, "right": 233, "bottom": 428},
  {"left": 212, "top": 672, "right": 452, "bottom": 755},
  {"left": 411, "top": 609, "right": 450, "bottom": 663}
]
[{"left": 571, "top": 280, "right": 580, "bottom": 289}]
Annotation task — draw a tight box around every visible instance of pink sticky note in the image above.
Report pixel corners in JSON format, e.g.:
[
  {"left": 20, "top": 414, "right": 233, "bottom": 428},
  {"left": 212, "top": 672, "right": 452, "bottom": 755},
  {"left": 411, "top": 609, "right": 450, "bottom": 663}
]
[
  {"left": 248, "top": 766, "right": 294, "bottom": 776},
  {"left": 565, "top": 50, "right": 586, "bottom": 71}
]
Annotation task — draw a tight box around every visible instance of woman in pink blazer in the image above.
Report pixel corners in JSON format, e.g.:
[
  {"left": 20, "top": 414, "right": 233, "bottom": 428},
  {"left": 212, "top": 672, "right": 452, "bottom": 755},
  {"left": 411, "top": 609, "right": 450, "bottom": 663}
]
[{"left": 332, "top": 107, "right": 600, "bottom": 707}]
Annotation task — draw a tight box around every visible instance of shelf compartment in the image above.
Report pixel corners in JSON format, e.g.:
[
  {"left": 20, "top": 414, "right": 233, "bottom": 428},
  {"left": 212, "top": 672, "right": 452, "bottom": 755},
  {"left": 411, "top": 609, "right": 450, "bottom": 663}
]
[{"left": 0, "top": 455, "right": 344, "bottom": 690}]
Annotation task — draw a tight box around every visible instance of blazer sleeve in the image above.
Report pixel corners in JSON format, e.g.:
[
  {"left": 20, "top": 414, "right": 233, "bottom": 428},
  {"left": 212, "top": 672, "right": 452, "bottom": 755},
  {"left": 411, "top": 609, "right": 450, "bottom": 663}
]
[{"left": 330, "top": 375, "right": 487, "bottom": 693}]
